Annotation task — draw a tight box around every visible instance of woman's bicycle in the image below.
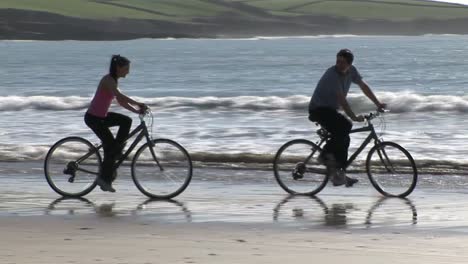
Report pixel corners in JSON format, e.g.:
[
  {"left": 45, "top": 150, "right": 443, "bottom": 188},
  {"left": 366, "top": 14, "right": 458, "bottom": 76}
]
[
  {"left": 44, "top": 109, "right": 192, "bottom": 199},
  {"left": 273, "top": 111, "right": 417, "bottom": 198}
]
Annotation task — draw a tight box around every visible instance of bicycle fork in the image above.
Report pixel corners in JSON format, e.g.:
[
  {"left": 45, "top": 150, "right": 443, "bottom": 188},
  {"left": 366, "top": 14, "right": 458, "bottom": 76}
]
[
  {"left": 375, "top": 144, "right": 397, "bottom": 174},
  {"left": 145, "top": 133, "right": 164, "bottom": 171}
]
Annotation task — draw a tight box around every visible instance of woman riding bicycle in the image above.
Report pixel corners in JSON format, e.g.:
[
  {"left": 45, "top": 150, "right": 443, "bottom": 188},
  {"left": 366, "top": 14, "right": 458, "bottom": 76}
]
[{"left": 84, "top": 55, "right": 147, "bottom": 192}]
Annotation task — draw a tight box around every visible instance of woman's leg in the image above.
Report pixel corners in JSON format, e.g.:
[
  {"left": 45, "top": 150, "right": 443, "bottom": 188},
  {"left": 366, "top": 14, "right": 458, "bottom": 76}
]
[
  {"left": 84, "top": 113, "right": 117, "bottom": 184},
  {"left": 103, "top": 112, "right": 132, "bottom": 145}
]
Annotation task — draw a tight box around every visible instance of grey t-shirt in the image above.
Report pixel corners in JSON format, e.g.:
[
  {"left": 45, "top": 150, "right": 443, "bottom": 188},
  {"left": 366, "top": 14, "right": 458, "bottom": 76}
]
[{"left": 309, "top": 65, "right": 362, "bottom": 111}]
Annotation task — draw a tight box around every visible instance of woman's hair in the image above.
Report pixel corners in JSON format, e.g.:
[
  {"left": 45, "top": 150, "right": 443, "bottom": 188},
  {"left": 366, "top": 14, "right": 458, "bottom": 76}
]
[
  {"left": 109, "top": 55, "right": 130, "bottom": 80},
  {"left": 336, "top": 49, "right": 354, "bottom": 65}
]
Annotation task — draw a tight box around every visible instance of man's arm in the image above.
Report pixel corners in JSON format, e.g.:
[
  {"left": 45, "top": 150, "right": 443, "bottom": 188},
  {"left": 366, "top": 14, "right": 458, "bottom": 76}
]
[
  {"left": 337, "top": 90, "right": 363, "bottom": 122},
  {"left": 357, "top": 79, "right": 386, "bottom": 109}
]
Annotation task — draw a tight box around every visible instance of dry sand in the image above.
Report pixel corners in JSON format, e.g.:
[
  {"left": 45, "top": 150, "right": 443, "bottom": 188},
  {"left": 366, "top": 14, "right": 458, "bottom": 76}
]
[{"left": 1, "top": 215, "right": 467, "bottom": 264}]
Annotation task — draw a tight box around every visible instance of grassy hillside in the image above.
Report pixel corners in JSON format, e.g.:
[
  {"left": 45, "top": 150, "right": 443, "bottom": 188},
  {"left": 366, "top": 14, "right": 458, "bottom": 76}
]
[
  {"left": 246, "top": 0, "right": 468, "bottom": 20},
  {"left": 3, "top": 0, "right": 468, "bottom": 40},
  {"left": 0, "top": 0, "right": 232, "bottom": 22},
  {"left": 3, "top": 0, "right": 468, "bottom": 22}
]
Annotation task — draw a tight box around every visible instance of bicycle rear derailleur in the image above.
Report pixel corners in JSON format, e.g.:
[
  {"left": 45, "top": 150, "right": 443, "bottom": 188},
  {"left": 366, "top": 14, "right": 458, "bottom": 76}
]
[
  {"left": 292, "top": 162, "right": 306, "bottom": 180},
  {"left": 63, "top": 162, "right": 77, "bottom": 183}
]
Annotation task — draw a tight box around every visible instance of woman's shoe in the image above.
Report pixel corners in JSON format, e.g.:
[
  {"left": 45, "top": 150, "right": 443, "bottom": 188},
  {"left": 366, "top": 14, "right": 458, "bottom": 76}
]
[{"left": 96, "top": 177, "right": 116, "bottom": 193}]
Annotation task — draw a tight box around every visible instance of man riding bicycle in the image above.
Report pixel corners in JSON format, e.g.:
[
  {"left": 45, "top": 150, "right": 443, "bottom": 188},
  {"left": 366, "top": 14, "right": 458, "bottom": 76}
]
[{"left": 308, "top": 49, "right": 386, "bottom": 187}]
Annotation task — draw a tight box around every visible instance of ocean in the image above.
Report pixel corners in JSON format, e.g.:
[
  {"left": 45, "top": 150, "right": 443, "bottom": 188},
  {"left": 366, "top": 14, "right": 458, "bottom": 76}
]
[{"left": 2, "top": 35, "right": 468, "bottom": 174}]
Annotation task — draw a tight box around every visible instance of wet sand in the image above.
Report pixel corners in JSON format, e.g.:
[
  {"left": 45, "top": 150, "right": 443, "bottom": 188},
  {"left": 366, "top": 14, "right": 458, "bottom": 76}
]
[{"left": 1, "top": 162, "right": 468, "bottom": 263}]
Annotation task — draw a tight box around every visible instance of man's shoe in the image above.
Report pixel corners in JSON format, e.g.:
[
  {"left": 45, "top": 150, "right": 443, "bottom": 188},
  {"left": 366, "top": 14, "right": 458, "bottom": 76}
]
[
  {"left": 96, "top": 177, "right": 116, "bottom": 193},
  {"left": 345, "top": 176, "right": 359, "bottom": 187},
  {"left": 331, "top": 169, "right": 346, "bottom": 186}
]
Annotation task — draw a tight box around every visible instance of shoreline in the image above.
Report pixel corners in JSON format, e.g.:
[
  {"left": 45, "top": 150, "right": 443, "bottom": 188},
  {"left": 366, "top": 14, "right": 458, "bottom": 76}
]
[
  {"left": 0, "top": 159, "right": 467, "bottom": 177},
  {"left": 3, "top": 33, "right": 468, "bottom": 42}
]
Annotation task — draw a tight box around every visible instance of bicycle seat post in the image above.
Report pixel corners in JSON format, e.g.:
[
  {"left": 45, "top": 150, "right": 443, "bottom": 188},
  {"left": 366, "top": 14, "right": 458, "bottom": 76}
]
[{"left": 316, "top": 127, "right": 330, "bottom": 141}]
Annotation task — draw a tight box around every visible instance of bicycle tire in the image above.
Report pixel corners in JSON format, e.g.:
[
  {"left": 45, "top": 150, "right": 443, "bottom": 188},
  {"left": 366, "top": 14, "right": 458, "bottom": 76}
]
[
  {"left": 273, "top": 139, "right": 328, "bottom": 195},
  {"left": 44, "top": 137, "right": 101, "bottom": 197},
  {"left": 366, "top": 141, "right": 418, "bottom": 197},
  {"left": 131, "top": 139, "right": 192, "bottom": 199}
]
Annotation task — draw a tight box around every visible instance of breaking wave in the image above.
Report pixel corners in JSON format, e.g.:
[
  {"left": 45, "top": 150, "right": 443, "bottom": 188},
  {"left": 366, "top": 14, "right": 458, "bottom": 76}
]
[{"left": 1, "top": 92, "right": 467, "bottom": 114}]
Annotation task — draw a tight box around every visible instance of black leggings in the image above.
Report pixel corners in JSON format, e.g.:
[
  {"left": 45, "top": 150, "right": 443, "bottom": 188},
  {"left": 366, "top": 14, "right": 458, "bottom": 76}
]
[
  {"left": 84, "top": 112, "right": 132, "bottom": 182},
  {"left": 309, "top": 107, "right": 352, "bottom": 170}
]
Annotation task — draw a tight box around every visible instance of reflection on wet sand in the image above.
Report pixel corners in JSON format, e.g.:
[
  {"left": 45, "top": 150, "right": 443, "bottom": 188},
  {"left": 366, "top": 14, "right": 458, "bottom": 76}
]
[
  {"left": 45, "top": 197, "right": 192, "bottom": 222},
  {"left": 365, "top": 197, "right": 417, "bottom": 227},
  {"left": 273, "top": 195, "right": 418, "bottom": 228},
  {"left": 2, "top": 172, "right": 468, "bottom": 232}
]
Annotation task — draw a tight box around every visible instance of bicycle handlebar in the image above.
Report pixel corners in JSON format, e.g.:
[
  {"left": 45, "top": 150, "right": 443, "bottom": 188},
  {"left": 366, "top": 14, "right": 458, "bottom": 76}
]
[
  {"left": 364, "top": 109, "right": 389, "bottom": 121},
  {"left": 138, "top": 107, "right": 152, "bottom": 120}
]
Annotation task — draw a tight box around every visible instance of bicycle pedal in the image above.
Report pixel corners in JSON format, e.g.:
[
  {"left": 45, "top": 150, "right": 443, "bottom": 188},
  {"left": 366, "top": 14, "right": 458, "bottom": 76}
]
[{"left": 292, "top": 172, "right": 304, "bottom": 180}]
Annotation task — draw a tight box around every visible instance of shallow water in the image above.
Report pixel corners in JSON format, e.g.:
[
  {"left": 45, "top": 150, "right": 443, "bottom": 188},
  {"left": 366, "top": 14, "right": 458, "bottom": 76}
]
[
  {"left": 2, "top": 35, "right": 468, "bottom": 173},
  {"left": 1, "top": 162, "right": 468, "bottom": 233}
]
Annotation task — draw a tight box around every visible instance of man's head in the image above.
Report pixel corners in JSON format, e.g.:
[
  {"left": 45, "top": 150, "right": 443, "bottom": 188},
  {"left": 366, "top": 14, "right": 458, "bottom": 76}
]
[{"left": 336, "top": 49, "right": 354, "bottom": 73}]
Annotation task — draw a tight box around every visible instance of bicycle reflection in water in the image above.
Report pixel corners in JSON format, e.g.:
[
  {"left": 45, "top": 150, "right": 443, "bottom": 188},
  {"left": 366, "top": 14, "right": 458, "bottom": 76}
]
[
  {"left": 273, "top": 195, "right": 417, "bottom": 228},
  {"left": 45, "top": 197, "right": 192, "bottom": 222}
]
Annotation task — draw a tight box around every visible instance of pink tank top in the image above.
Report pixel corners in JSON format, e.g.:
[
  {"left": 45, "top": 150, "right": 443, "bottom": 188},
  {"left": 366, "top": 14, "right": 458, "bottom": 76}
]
[{"left": 87, "top": 87, "right": 115, "bottom": 118}]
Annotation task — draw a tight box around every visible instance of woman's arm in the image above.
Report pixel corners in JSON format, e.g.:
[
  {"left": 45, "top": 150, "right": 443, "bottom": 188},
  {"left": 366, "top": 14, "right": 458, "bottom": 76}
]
[
  {"left": 115, "top": 88, "right": 148, "bottom": 114},
  {"left": 103, "top": 77, "right": 146, "bottom": 114}
]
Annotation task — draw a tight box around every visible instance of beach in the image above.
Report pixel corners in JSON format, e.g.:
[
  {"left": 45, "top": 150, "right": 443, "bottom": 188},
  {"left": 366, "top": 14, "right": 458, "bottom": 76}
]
[
  {"left": 1, "top": 162, "right": 468, "bottom": 263},
  {"left": 2, "top": 35, "right": 468, "bottom": 263},
  {"left": 3, "top": 216, "right": 468, "bottom": 264}
]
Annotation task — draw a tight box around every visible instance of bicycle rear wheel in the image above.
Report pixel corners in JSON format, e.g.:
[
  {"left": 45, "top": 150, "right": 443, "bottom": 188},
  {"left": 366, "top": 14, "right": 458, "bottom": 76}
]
[
  {"left": 44, "top": 137, "right": 101, "bottom": 197},
  {"left": 273, "top": 139, "right": 328, "bottom": 195},
  {"left": 131, "top": 139, "right": 192, "bottom": 199},
  {"left": 366, "top": 141, "right": 418, "bottom": 198}
]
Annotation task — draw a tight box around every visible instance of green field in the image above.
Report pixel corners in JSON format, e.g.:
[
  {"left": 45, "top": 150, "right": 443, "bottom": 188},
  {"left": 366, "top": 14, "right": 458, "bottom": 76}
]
[
  {"left": 0, "top": 0, "right": 233, "bottom": 22},
  {"left": 3, "top": 0, "right": 468, "bottom": 22},
  {"left": 247, "top": 0, "right": 468, "bottom": 20}
]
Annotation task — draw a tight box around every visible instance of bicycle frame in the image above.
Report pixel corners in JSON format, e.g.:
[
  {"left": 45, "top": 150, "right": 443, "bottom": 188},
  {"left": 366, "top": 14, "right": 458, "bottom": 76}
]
[
  {"left": 314, "top": 121, "right": 383, "bottom": 169},
  {"left": 75, "top": 116, "right": 161, "bottom": 174}
]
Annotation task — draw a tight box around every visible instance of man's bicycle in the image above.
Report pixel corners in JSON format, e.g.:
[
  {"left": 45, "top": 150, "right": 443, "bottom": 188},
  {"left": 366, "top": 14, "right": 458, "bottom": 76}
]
[
  {"left": 44, "top": 110, "right": 192, "bottom": 199},
  {"left": 273, "top": 111, "right": 417, "bottom": 198}
]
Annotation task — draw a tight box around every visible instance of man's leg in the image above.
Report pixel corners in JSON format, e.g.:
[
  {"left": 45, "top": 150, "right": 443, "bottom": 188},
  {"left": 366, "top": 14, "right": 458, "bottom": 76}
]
[
  {"left": 328, "top": 113, "right": 352, "bottom": 170},
  {"left": 310, "top": 108, "right": 354, "bottom": 186}
]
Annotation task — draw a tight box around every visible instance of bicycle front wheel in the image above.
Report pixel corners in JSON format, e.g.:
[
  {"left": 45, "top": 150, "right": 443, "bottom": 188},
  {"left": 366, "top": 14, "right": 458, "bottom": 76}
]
[
  {"left": 366, "top": 141, "right": 418, "bottom": 198},
  {"left": 132, "top": 139, "right": 192, "bottom": 199},
  {"left": 44, "top": 137, "right": 101, "bottom": 197},
  {"left": 273, "top": 139, "right": 328, "bottom": 195}
]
